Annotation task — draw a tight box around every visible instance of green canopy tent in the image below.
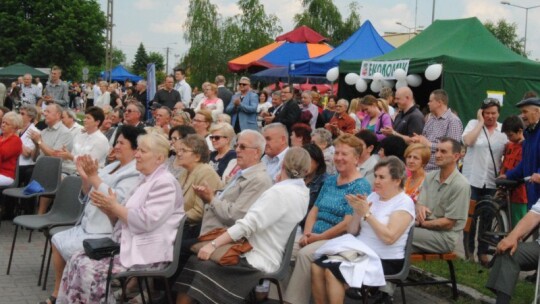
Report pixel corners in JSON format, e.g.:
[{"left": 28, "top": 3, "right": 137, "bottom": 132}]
[
  {"left": 339, "top": 17, "right": 540, "bottom": 122},
  {"left": 0, "top": 63, "right": 48, "bottom": 78}
]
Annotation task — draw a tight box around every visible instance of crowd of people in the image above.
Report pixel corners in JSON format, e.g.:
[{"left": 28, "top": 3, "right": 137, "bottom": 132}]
[{"left": 1, "top": 66, "right": 540, "bottom": 304}]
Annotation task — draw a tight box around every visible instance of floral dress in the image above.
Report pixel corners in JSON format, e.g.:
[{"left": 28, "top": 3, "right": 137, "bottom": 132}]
[{"left": 56, "top": 223, "right": 168, "bottom": 304}]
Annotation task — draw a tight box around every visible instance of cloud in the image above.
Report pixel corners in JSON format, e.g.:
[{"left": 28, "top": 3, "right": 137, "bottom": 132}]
[
  {"left": 463, "top": 0, "right": 510, "bottom": 22},
  {"left": 134, "top": 0, "right": 157, "bottom": 10},
  {"left": 149, "top": 4, "right": 186, "bottom": 34}
]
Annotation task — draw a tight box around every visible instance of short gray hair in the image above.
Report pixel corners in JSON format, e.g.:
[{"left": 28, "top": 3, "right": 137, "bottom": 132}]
[
  {"left": 282, "top": 147, "right": 311, "bottom": 179},
  {"left": 20, "top": 104, "right": 38, "bottom": 120},
  {"left": 337, "top": 98, "right": 349, "bottom": 109},
  {"left": 374, "top": 156, "right": 407, "bottom": 189},
  {"left": 239, "top": 76, "right": 251, "bottom": 84},
  {"left": 262, "top": 122, "right": 289, "bottom": 138},
  {"left": 210, "top": 123, "right": 236, "bottom": 143},
  {"left": 138, "top": 132, "right": 170, "bottom": 161},
  {"left": 181, "top": 134, "right": 210, "bottom": 163},
  {"left": 63, "top": 109, "right": 77, "bottom": 120},
  {"left": 239, "top": 129, "right": 265, "bottom": 157},
  {"left": 312, "top": 128, "right": 333, "bottom": 147},
  {"left": 272, "top": 90, "right": 281, "bottom": 98}
]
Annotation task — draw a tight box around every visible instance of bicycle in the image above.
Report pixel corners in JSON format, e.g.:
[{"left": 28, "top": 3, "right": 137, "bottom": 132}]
[{"left": 463, "top": 177, "right": 529, "bottom": 262}]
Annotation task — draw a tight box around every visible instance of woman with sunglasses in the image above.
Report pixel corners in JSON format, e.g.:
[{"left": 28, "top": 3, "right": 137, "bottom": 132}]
[
  {"left": 462, "top": 98, "right": 507, "bottom": 266},
  {"left": 208, "top": 123, "right": 237, "bottom": 181}
]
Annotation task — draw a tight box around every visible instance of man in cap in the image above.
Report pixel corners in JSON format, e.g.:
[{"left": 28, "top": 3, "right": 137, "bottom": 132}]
[{"left": 501, "top": 97, "right": 540, "bottom": 209}]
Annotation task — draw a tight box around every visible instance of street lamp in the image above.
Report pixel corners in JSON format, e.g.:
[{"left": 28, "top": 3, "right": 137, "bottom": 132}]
[
  {"left": 396, "top": 22, "right": 423, "bottom": 40},
  {"left": 501, "top": 1, "right": 540, "bottom": 54}
]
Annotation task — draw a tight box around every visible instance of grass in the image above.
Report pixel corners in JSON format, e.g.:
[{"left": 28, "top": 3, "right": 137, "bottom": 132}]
[{"left": 414, "top": 258, "right": 535, "bottom": 303}]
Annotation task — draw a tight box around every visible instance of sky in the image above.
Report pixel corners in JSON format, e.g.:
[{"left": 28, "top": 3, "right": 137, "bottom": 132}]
[{"left": 98, "top": 0, "right": 540, "bottom": 73}]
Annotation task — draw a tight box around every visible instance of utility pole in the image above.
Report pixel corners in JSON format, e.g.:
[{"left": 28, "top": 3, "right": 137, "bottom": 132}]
[
  {"left": 105, "top": 0, "right": 114, "bottom": 82},
  {"left": 165, "top": 46, "right": 171, "bottom": 75}
]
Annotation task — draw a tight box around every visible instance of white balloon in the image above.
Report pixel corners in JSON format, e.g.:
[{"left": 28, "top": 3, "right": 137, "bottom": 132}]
[
  {"left": 326, "top": 67, "right": 339, "bottom": 82},
  {"left": 425, "top": 64, "right": 443, "bottom": 81},
  {"left": 382, "top": 80, "right": 395, "bottom": 88},
  {"left": 345, "top": 73, "right": 360, "bottom": 85},
  {"left": 406, "top": 74, "right": 422, "bottom": 87},
  {"left": 396, "top": 80, "right": 408, "bottom": 89},
  {"left": 393, "top": 68, "right": 407, "bottom": 81},
  {"left": 355, "top": 78, "right": 367, "bottom": 92},
  {"left": 373, "top": 72, "right": 383, "bottom": 81},
  {"left": 370, "top": 80, "right": 382, "bottom": 93}
]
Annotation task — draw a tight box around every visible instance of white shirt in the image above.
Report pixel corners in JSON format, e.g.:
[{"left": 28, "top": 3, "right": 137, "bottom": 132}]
[
  {"left": 62, "top": 130, "right": 110, "bottom": 175},
  {"left": 94, "top": 91, "right": 110, "bottom": 108},
  {"left": 227, "top": 178, "right": 309, "bottom": 273},
  {"left": 262, "top": 147, "right": 289, "bottom": 183},
  {"left": 93, "top": 84, "right": 101, "bottom": 100},
  {"left": 461, "top": 120, "right": 507, "bottom": 189},
  {"left": 66, "top": 123, "right": 83, "bottom": 139},
  {"left": 174, "top": 79, "right": 192, "bottom": 108},
  {"left": 18, "top": 123, "right": 39, "bottom": 166}
]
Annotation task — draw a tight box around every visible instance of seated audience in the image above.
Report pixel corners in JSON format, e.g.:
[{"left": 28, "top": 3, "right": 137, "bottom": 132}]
[
  {"left": 171, "top": 110, "right": 192, "bottom": 127},
  {"left": 356, "top": 130, "right": 380, "bottom": 185},
  {"left": 311, "top": 128, "right": 335, "bottom": 175},
  {"left": 175, "top": 147, "right": 311, "bottom": 304},
  {"left": 192, "top": 110, "right": 213, "bottom": 151},
  {"left": 403, "top": 143, "right": 430, "bottom": 203},
  {"left": 300, "top": 143, "right": 328, "bottom": 229},
  {"left": 0, "top": 112, "right": 23, "bottom": 186},
  {"left": 312, "top": 156, "right": 414, "bottom": 304},
  {"left": 285, "top": 134, "right": 371, "bottom": 304},
  {"left": 166, "top": 125, "right": 196, "bottom": 178},
  {"left": 18, "top": 105, "right": 39, "bottom": 185},
  {"left": 378, "top": 135, "right": 408, "bottom": 162},
  {"left": 208, "top": 123, "right": 237, "bottom": 180},
  {"left": 56, "top": 132, "right": 185, "bottom": 303},
  {"left": 290, "top": 123, "right": 312, "bottom": 147}
]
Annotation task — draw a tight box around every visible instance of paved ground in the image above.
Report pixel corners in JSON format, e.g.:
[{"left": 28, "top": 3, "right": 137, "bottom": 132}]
[{"left": 0, "top": 219, "right": 468, "bottom": 304}]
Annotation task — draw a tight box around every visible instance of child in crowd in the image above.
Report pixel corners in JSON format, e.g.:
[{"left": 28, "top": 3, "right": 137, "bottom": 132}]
[{"left": 500, "top": 115, "right": 527, "bottom": 227}]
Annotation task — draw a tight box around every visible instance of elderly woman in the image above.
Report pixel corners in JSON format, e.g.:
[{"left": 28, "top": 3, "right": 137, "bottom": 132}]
[
  {"left": 291, "top": 123, "right": 312, "bottom": 147},
  {"left": 175, "top": 134, "right": 223, "bottom": 241},
  {"left": 311, "top": 128, "right": 336, "bottom": 175},
  {"left": 192, "top": 109, "right": 214, "bottom": 150},
  {"left": 404, "top": 143, "right": 430, "bottom": 203},
  {"left": 171, "top": 110, "right": 192, "bottom": 127},
  {"left": 285, "top": 134, "right": 371, "bottom": 304},
  {"left": 0, "top": 112, "right": 23, "bottom": 186},
  {"left": 216, "top": 113, "right": 231, "bottom": 125},
  {"left": 55, "top": 107, "right": 110, "bottom": 175},
  {"left": 195, "top": 83, "right": 224, "bottom": 121},
  {"left": 18, "top": 105, "right": 40, "bottom": 184},
  {"left": 175, "top": 147, "right": 311, "bottom": 304},
  {"left": 360, "top": 95, "right": 392, "bottom": 141},
  {"left": 56, "top": 132, "right": 185, "bottom": 304},
  {"left": 208, "top": 123, "right": 237, "bottom": 180},
  {"left": 166, "top": 125, "right": 196, "bottom": 178},
  {"left": 311, "top": 156, "right": 415, "bottom": 304},
  {"left": 41, "top": 126, "right": 145, "bottom": 304}
]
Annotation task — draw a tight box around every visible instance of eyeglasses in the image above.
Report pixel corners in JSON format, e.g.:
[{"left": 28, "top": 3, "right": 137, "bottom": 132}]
[
  {"left": 125, "top": 109, "right": 138, "bottom": 113},
  {"left": 209, "top": 135, "right": 227, "bottom": 141},
  {"left": 483, "top": 98, "right": 500, "bottom": 106},
  {"left": 177, "top": 148, "right": 193, "bottom": 154},
  {"left": 239, "top": 83, "right": 249, "bottom": 86},
  {"left": 234, "top": 143, "right": 258, "bottom": 151},
  {"left": 192, "top": 119, "right": 206, "bottom": 123}
]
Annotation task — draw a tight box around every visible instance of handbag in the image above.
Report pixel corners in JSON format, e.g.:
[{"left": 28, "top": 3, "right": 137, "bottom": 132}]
[
  {"left": 190, "top": 228, "right": 253, "bottom": 266},
  {"left": 83, "top": 237, "right": 120, "bottom": 260}
]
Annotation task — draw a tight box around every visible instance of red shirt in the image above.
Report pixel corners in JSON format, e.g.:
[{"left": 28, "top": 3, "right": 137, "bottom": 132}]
[
  {"left": 0, "top": 135, "right": 22, "bottom": 179},
  {"left": 325, "top": 113, "right": 356, "bottom": 136},
  {"left": 501, "top": 141, "right": 527, "bottom": 203}
]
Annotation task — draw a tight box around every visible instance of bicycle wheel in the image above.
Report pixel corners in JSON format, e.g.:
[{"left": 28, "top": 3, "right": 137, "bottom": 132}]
[{"left": 475, "top": 202, "right": 509, "bottom": 256}]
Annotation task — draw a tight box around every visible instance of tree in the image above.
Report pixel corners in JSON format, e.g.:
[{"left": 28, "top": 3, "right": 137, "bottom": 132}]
[
  {"left": 484, "top": 19, "right": 526, "bottom": 57},
  {"left": 0, "top": 0, "right": 106, "bottom": 79},
  {"left": 112, "top": 47, "right": 127, "bottom": 67},
  {"left": 132, "top": 43, "right": 149, "bottom": 75},
  {"left": 148, "top": 52, "right": 165, "bottom": 72},
  {"left": 235, "top": 0, "right": 282, "bottom": 55},
  {"left": 182, "top": 0, "right": 223, "bottom": 86},
  {"left": 294, "top": 0, "right": 361, "bottom": 46}
]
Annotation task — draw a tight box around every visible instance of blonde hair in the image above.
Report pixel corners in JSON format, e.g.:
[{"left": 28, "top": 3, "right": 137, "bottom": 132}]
[
  {"left": 334, "top": 133, "right": 363, "bottom": 156},
  {"left": 377, "top": 98, "right": 390, "bottom": 114},
  {"left": 282, "top": 147, "right": 311, "bottom": 179},
  {"left": 349, "top": 98, "right": 361, "bottom": 114},
  {"left": 210, "top": 123, "right": 235, "bottom": 142},
  {"left": 137, "top": 132, "right": 170, "bottom": 160},
  {"left": 3, "top": 112, "right": 23, "bottom": 129},
  {"left": 404, "top": 143, "right": 431, "bottom": 166}
]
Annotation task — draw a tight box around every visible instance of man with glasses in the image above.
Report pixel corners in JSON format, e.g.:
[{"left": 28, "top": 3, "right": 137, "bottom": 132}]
[
  {"left": 225, "top": 76, "right": 258, "bottom": 133},
  {"left": 411, "top": 89, "right": 463, "bottom": 171}
]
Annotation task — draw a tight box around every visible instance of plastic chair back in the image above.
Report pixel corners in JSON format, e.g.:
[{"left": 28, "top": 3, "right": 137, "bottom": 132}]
[
  {"left": 385, "top": 225, "right": 414, "bottom": 282},
  {"left": 32, "top": 156, "right": 62, "bottom": 194},
  {"left": 46, "top": 176, "right": 83, "bottom": 222},
  {"left": 265, "top": 225, "right": 297, "bottom": 280}
]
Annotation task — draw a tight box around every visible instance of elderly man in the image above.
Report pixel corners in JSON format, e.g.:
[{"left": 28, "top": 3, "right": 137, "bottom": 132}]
[
  {"left": 414, "top": 137, "right": 470, "bottom": 253},
  {"left": 28, "top": 104, "right": 73, "bottom": 214},
  {"left": 225, "top": 77, "right": 258, "bottom": 133},
  {"left": 132, "top": 80, "right": 148, "bottom": 109},
  {"left": 21, "top": 73, "right": 42, "bottom": 107},
  {"left": 486, "top": 196, "right": 540, "bottom": 303},
  {"left": 174, "top": 68, "right": 192, "bottom": 108},
  {"left": 502, "top": 97, "right": 540, "bottom": 210},
  {"left": 411, "top": 89, "right": 463, "bottom": 171},
  {"left": 261, "top": 123, "right": 289, "bottom": 183},
  {"left": 61, "top": 109, "right": 82, "bottom": 139},
  {"left": 155, "top": 107, "right": 172, "bottom": 135},
  {"left": 43, "top": 66, "right": 70, "bottom": 108},
  {"left": 324, "top": 98, "right": 356, "bottom": 137},
  {"left": 380, "top": 86, "right": 424, "bottom": 143}
]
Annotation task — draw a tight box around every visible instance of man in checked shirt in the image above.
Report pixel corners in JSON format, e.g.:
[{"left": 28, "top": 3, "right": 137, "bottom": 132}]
[{"left": 411, "top": 89, "right": 463, "bottom": 171}]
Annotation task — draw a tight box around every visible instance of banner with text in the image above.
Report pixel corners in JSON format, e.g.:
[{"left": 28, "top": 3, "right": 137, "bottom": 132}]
[{"left": 360, "top": 60, "right": 410, "bottom": 79}]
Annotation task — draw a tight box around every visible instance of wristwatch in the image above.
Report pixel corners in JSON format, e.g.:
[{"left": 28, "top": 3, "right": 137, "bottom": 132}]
[
  {"left": 363, "top": 212, "right": 372, "bottom": 221},
  {"left": 37, "top": 140, "right": 42, "bottom": 146},
  {"left": 211, "top": 240, "right": 217, "bottom": 248}
]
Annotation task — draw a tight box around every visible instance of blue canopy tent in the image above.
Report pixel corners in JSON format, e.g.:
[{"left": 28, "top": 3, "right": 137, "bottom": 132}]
[
  {"left": 101, "top": 65, "right": 143, "bottom": 82},
  {"left": 250, "top": 67, "right": 328, "bottom": 84},
  {"left": 289, "top": 20, "right": 395, "bottom": 76}
]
